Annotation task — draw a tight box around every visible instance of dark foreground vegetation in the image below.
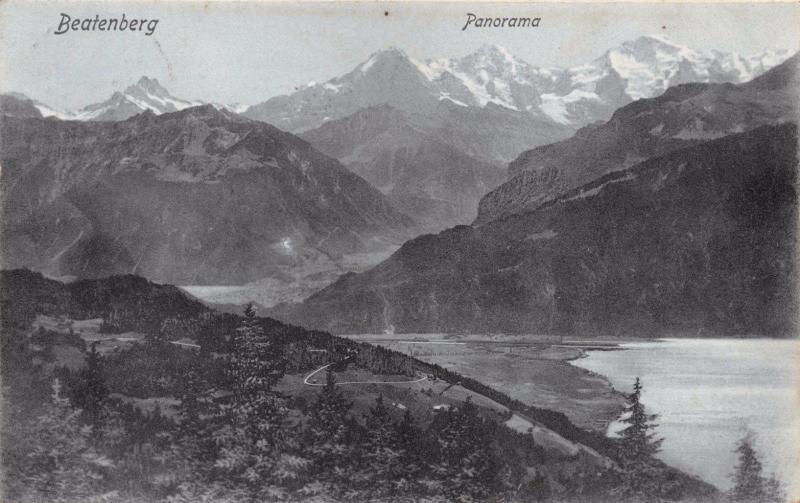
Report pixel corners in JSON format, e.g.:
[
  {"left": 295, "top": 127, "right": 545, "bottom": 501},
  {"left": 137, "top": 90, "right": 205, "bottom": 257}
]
[{"left": 3, "top": 269, "right": 770, "bottom": 503}]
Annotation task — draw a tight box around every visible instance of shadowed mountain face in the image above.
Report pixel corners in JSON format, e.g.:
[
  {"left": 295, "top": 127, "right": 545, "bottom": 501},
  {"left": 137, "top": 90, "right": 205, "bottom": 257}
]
[
  {"left": 0, "top": 106, "right": 416, "bottom": 284},
  {"left": 301, "top": 105, "right": 507, "bottom": 231},
  {"left": 476, "top": 54, "right": 799, "bottom": 224},
  {"left": 273, "top": 124, "right": 797, "bottom": 336},
  {"left": 0, "top": 94, "right": 44, "bottom": 119}
]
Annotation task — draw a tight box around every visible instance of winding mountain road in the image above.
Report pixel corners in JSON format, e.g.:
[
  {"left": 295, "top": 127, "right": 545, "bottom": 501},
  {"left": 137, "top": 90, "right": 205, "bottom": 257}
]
[{"left": 303, "top": 363, "right": 427, "bottom": 387}]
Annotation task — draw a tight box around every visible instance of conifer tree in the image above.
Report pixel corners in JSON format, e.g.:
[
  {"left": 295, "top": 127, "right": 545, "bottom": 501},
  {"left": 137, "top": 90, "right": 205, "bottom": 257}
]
[
  {"left": 174, "top": 367, "right": 221, "bottom": 467},
  {"left": 396, "top": 408, "right": 420, "bottom": 455},
  {"left": 73, "top": 342, "right": 108, "bottom": 429},
  {"left": 219, "top": 304, "right": 294, "bottom": 498},
  {"left": 173, "top": 304, "right": 299, "bottom": 501},
  {"left": 730, "top": 432, "right": 785, "bottom": 503},
  {"left": 427, "top": 398, "right": 498, "bottom": 501},
  {"left": 228, "top": 303, "right": 285, "bottom": 401},
  {"left": 616, "top": 377, "right": 670, "bottom": 502},
  {"left": 3, "top": 380, "right": 109, "bottom": 501},
  {"left": 618, "top": 377, "right": 663, "bottom": 462},
  {"left": 394, "top": 408, "right": 424, "bottom": 493},
  {"left": 356, "top": 394, "right": 404, "bottom": 497},
  {"left": 302, "top": 370, "right": 357, "bottom": 496}
]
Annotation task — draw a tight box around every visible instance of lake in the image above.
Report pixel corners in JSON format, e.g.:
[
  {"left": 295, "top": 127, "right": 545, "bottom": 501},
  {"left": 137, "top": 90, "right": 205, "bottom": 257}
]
[{"left": 571, "top": 338, "right": 799, "bottom": 499}]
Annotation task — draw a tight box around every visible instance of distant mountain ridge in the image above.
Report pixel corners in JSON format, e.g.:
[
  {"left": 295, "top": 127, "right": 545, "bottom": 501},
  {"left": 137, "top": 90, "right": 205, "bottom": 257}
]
[
  {"left": 300, "top": 105, "right": 507, "bottom": 231},
  {"left": 0, "top": 105, "right": 415, "bottom": 284},
  {"left": 6, "top": 35, "right": 787, "bottom": 134},
  {"left": 274, "top": 123, "right": 798, "bottom": 336},
  {"left": 272, "top": 54, "right": 798, "bottom": 336},
  {"left": 245, "top": 36, "right": 791, "bottom": 132},
  {"left": 72, "top": 77, "right": 204, "bottom": 121},
  {"left": 0, "top": 93, "right": 44, "bottom": 119},
  {"left": 476, "top": 52, "right": 800, "bottom": 224},
  {"left": 4, "top": 77, "right": 245, "bottom": 122}
]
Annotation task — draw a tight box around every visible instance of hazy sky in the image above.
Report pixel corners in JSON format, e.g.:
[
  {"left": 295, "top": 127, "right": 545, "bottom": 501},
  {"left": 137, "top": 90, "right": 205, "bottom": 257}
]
[{"left": 1, "top": 1, "right": 797, "bottom": 110}]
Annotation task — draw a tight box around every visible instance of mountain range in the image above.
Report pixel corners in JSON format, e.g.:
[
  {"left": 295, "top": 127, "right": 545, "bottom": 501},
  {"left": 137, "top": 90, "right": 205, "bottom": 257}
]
[
  {"left": 8, "top": 36, "right": 789, "bottom": 136},
  {"left": 3, "top": 37, "right": 789, "bottom": 236},
  {"left": 245, "top": 36, "right": 791, "bottom": 132},
  {"left": 0, "top": 105, "right": 415, "bottom": 285},
  {"left": 275, "top": 123, "right": 798, "bottom": 336},
  {"left": 1, "top": 38, "right": 795, "bottom": 320},
  {"left": 272, "top": 53, "right": 799, "bottom": 336},
  {"left": 7, "top": 77, "right": 247, "bottom": 121},
  {"left": 477, "top": 53, "right": 800, "bottom": 224}
]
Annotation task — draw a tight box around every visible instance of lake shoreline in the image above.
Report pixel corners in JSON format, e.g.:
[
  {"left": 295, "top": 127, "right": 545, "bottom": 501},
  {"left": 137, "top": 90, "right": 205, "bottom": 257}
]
[
  {"left": 347, "top": 333, "right": 629, "bottom": 432},
  {"left": 563, "top": 345, "right": 630, "bottom": 431},
  {"left": 571, "top": 338, "right": 800, "bottom": 499}
]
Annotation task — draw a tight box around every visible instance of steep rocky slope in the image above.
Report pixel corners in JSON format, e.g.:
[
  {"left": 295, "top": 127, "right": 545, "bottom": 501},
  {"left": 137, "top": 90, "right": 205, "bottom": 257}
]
[
  {"left": 1, "top": 106, "right": 415, "bottom": 284},
  {"left": 301, "top": 105, "right": 506, "bottom": 231},
  {"left": 0, "top": 94, "right": 44, "bottom": 119},
  {"left": 274, "top": 124, "right": 797, "bottom": 336}
]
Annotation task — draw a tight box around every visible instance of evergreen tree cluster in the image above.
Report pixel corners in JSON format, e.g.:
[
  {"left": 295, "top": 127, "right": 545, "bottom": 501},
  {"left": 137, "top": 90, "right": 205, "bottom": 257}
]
[
  {"left": 166, "top": 309, "right": 522, "bottom": 502},
  {"left": 2, "top": 271, "right": 764, "bottom": 503}
]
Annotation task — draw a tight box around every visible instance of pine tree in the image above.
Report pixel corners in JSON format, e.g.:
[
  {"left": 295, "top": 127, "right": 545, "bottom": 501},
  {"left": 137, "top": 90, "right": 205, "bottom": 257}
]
[
  {"left": 215, "top": 304, "right": 294, "bottom": 499},
  {"left": 618, "top": 377, "right": 663, "bottom": 462},
  {"left": 174, "top": 367, "right": 221, "bottom": 467},
  {"left": 72, "top": 342, "right": 109, "bottom": 429},
  {"left": 730, "top": 432, "right": 785, "bottom": 503},
  {"left": 171, "top": 305, "right": 300, "bottom": 501},
  {"left": 427, "top": 398, "right": 498, "bottom": 501},
  {"left": 355, "top": 394, "right": 404, "bottom": 497},
  {"left": 394, "top": 408, "right": 424, "bottom": 494},
  {"left": 228, "top": 303, "right": 285, "bottom": 401},
  {"left": 302, "top": 370, "right": 357, "bottom": 497},
  {"left": 396, "top": 408, "right": 417, "bottom": 448},
  {"left": 364, "top": 395, "right": 396, "bottom": 446},
  {"left": 616, "top": 377, "right": 668, "bottom": 502},
  {"left": 2, "top": 380, "right": 110, "bottom": 501}
]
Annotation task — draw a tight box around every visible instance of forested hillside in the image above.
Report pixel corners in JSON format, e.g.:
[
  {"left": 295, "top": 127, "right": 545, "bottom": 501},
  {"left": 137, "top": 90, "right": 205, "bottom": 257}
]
[{"left": 1, "top": 269, "right": 716, "bottom": 502}]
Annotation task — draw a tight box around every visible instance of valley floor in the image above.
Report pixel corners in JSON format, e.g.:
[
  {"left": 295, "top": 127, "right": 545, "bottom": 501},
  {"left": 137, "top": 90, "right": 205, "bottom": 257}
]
[{"left": 345, "top": 333, "right": 629, "bottom": 431}]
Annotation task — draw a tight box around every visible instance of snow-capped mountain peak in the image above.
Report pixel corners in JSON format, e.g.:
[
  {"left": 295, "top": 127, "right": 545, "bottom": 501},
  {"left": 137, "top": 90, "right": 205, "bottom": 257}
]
[
  {"left": 620, "top": 34, "right": 684, "bottom": 52},
  {"left": 415, "top": 44, "right": 549, "bottom": 111},
  {"left": 12, "top": 37, "right": 790, "bottom": 130},
  {"left": 594, "top": 35, "right": 707, "bottom": 99},
  {"left": 129, "top": 76, "right": 171, "bottom": 96},
  {"left": 357, "top": 47, "right": 412, "bottom": 74},
  {"left": 212, "top": 102, "right": 249, "bottom": 114},
  {"left": 4, "top": 76, "right": 248, "bottom": 122},
  {"left": 115, "top": 76, "right": 202, "bottom": 115},
  {"left": 472, "top": 43, "right": 519, "bottom": 64},
  {"left": 242, "top": 38, "right": 791, "bottom": 132},
  {"left": 461, "top": 44, "right": 531, "bottom": 80}
]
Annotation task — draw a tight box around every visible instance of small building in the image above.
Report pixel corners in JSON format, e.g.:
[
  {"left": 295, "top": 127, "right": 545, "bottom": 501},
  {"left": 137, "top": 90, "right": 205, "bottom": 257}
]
[
  {"left": 433, "top": 404, "right": 450, "bottom": 412},
  {"left": 392, "top": 402, "right": 407, "bottom": 410}
]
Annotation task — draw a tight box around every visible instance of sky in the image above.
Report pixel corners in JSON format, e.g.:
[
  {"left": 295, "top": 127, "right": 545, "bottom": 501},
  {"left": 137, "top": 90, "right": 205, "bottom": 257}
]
[{"left": 1, "top": 1, "right": 798, "bottom": 111}]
